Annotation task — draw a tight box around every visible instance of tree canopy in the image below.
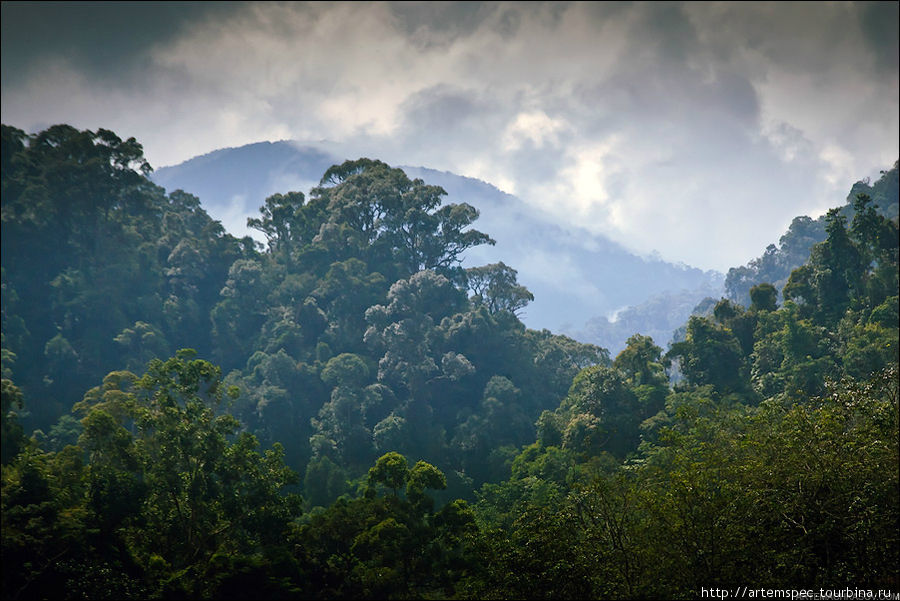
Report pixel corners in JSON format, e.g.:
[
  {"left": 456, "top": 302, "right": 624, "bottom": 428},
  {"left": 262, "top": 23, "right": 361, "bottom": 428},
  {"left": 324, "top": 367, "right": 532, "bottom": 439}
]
[{"left": 2, "top": 123, "right": 897, "bottom": 599}]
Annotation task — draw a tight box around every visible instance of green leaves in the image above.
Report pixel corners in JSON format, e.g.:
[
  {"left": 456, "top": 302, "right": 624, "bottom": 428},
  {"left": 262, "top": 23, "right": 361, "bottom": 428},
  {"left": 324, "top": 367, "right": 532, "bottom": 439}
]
[
  {"left": 465, "top": 261, "right": 534, "bottom": 316},
  {"left": 668, "top": 315, "right": 747, "bottom": 396},
  {"left": 1, "top": 379, "right": 26, "bottom": 464},
  {"left": 68, "top": 352, "right": 303, "bottom": 595},
  {"left": 3, "top": 122, "right": 896, "bottom": 598},
  {"left": 321, "top": 353, "right": 370, "bottom": 388},
  {"left": 406, "top": 460, "right": 447, "bottom": 512},
  {"left": 247, "top": 191, "right": 310, "bottom": 264},
  {"left": 311, "top": 158, "right": 494, "bottom": 278},
  {"left": 292, "top": 451, "right": 468, "bottom": 598},
  {"left": 471, "top": 366, "right": 899, "bottom": 598},
  {"left": 368, "top": 451, "right": 409, "bottom": 495}
]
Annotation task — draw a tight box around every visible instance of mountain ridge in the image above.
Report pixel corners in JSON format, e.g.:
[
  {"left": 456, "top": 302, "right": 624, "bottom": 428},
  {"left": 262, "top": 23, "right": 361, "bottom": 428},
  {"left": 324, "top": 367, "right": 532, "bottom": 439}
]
[{"left": 152, "top": 141, "right": 724, "bottom": 353}]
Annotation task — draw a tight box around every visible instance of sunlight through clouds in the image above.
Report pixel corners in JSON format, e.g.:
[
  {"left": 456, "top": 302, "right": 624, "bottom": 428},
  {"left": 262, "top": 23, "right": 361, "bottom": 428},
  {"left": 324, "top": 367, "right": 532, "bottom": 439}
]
[
  {"left": 559, "top": 140, "right": 619, "bottom": 216},
  {"left": 502, "top": 111, "right": 570, "bottom": 151}
]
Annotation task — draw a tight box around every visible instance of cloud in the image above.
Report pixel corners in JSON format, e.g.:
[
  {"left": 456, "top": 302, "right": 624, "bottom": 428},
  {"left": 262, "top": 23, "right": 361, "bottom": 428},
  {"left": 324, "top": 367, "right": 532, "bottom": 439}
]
[
  {"left": 502, "top": 111, "right": 570, "bottom": 151},
  {"left": 1, "top": 1, "right": 896, "bottom": 272},
  {"left": 858, "top": 1, "right": 900, "bottom": 73},
  {"left": 0, "top": 1, "right": 242, "bottom": 87}
]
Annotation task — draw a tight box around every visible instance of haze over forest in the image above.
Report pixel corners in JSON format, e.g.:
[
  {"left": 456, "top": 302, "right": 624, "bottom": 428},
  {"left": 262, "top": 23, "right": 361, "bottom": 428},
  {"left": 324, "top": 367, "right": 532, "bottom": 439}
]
[
  {"left": 151, "top": 140, "right": 728, "bottom": 353},
  {"left": 1, "top": 2, "right": 898, "bottom": 600}
]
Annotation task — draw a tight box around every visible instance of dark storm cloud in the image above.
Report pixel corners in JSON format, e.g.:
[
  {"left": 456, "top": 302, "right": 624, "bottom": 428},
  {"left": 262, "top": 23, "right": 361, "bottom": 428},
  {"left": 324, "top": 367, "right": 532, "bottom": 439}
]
[
  {"left": 389, "top": 1, "right": 493, "bottom": 46},
  {"left": 859, "top": 1, "right": 900, "bottom": 72},
  {"left": 710, "top": 71, "right": 760, "bottom": 124},
  {"left": 639, "top": 1, "right": 699, "bottom": 65},
  {"left": 399, "top": 85, "right": 489, "bottom": 133},
  {"left": 0, "top": 1, "right": 242, "bottom": 86}
]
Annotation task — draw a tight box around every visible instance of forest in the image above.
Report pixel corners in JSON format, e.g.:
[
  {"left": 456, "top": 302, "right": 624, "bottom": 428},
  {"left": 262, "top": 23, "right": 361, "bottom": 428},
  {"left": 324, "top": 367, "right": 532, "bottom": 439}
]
[{"left": 1, "top": 124, "right": 898, "bottom": 599}]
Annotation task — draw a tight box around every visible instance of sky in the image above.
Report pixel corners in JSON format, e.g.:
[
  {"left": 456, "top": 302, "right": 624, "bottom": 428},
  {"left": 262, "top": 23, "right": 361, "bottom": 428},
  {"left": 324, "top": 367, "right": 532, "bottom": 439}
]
[{"left": 2, "top": 1, "right": 898, "bottom": 272}]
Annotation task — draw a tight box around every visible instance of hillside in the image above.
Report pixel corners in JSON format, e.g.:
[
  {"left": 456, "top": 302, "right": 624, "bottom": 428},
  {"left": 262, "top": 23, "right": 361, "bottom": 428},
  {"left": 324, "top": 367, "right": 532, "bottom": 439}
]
[
  {"left": 154, "top": 143, "right": 723, "bottom": 353},
  {"left": 725, "top": 160, "right": 899, "bottom": 307},
  {"left": 3, "top": 124, "right": 896, "bottom": 600}
]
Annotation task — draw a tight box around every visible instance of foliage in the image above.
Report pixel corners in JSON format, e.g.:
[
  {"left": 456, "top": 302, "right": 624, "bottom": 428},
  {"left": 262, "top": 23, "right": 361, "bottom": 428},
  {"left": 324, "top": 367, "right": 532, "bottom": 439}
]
[
  {"left": 725, "top": 162, "right": 898, "bottom": 306},
  {"left": 469, "top": 366, "right": 899, "bottom": 598},
  {"left": 1, "top": 123, "right": 897, "bottom": 598},
  {"left": 2, "top": 351, "right": 303, "bottom": 599}
]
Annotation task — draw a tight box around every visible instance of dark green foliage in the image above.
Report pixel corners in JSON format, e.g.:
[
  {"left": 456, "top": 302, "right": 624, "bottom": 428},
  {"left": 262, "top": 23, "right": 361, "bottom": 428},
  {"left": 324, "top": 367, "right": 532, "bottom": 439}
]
[
  {"left": 847, "top": 159, "right": 899, "bottom": 220},
  {"left": 2, "top": 124, "right": 608, "bottom": 509},
  {"left": 465, "top": 261, "right": 534, "bottom": 315},
  {"left": 309, "top": 157, "right": 495, "bottom": 281},
  {"left": 668, "top": 315, "right": 748, "bottom": 396},
  {"left": 783, "top": 194, "right": 898, "bottom": 329},
  {"left": 291, "top": 452, "right": 475, "bottom": 599},
  {"left": 1, "top": 379, "right": 26, "bottom": 464},
  {"left": 749, "top": 282, "right": 778, "bottom": 312},
  {"left": 469, "top": 366, "right": 899, "bottom": 598},
  {"left": 464, "top": 168, "right": 898, "bottom": 598},
  {"left": 2, "top": 123, "right": 897, "bottom": 598},
  {"left": 200, "top": 153, "right": 604, "bottom": 498},
  {"left": 468, "top": 205, "right": 896, "bottom": 600},
  {"left": 725, "top": 162, "right": 898, "bottom": 306},
  {"left": 1, "top": 124, "right": 252, "bottom": 428},
  {"left": 2, "top": 352, "right": 303, "bottom": 600}
]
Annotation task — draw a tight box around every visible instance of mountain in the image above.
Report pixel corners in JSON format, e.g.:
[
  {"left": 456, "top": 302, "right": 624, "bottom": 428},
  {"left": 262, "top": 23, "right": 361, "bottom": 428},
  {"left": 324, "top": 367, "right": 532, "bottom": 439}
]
[
  {"left": 724, "top": 160, "right": 899, "bottom": 307},
  {"left": 150, "top": 140, "right": 339, "bottom": 239},
  {"left": 152, "top": 142, "right": 723, "bottom": 354},
  {"left": 397, "top": 166, "right": 723, "bottom": 352}
]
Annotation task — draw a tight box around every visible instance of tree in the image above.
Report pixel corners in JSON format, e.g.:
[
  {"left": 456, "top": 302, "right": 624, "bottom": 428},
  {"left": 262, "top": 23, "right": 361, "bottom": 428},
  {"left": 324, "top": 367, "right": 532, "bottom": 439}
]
[
  {"left": 561, "top": 365, "right": 649, "bottom": 458},
  {"left": 211, "top": 259, "right": 269, "bottom": 369},
  {"left": 310, "top": 158, "right": 494, "bottom": 279},
  {"left": 1, "top": 379, "right": 26, "bottom": 464},
  {"left": 364, "top": 270, "right": 467, "bottom": 395},
  {"left": 74, "top": 350, "right": 302, "bottom": 597},
  {"left": 749, "top": 283, "right": 778, "bottom": 312},
  {"left": 247, "top": 191, "right": 316, "bottom": 268},
  {"left": 311, "top": 259, "right": 388, "bottom": 353},
  {"left": 406, "top": 460, "right": 448, "bottom": 513},
  {"left": 612, "top": 334, "right": 667, "bottom": 388},
  {"left": 293, "top": 450, "right": 470, "bottom": 598},
  {"left": 849, "top": 193, "right": 899, "bottom": 307},
  {"left": 784, "top": 209, "right": 862, "bottom": 323},
  {"left": 668, "top": 316, "right": 748, "bottom": 397},
  {"left": 465, "top": 262, "right": 534, "bottom": 316},
  {"left": 368, "top": 451, "right": 409, "bottom": 496},
  {"left": 2, "top": 124, "right": 251, "bottom": 434}
]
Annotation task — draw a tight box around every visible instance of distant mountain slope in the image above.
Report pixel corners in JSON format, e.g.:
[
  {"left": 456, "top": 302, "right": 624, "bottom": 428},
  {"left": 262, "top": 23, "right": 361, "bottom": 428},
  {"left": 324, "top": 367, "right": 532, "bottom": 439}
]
[
  {"left": 151, "top": 140, "right": 340, "bottom": 239},
  {"left": 399, "top": 166, "right": 723, "bottom": 347},
  {"left": 153, "top": 142, "right": 723, "bottom": 352},
  {"left": 725, "top": 160, "right": 899, "bottom": 307},
  {"left": 567, "top": 288, "right": 720, "bottom": 352}
]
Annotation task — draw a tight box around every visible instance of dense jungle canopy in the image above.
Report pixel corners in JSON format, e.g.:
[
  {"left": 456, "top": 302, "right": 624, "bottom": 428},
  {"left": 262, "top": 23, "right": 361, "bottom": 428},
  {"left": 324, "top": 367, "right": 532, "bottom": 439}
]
[{"left": 2, "top": 124, "right": 898, "bottom": 599}]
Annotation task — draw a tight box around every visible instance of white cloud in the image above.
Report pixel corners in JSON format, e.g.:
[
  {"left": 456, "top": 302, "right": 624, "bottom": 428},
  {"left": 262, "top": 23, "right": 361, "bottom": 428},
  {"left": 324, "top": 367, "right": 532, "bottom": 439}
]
[
  {"left": 502, "top": 110, "right": 569, "bottom": 151},
  {"left": 559, "top": 139, "right": 619, "bottom": 213}
]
